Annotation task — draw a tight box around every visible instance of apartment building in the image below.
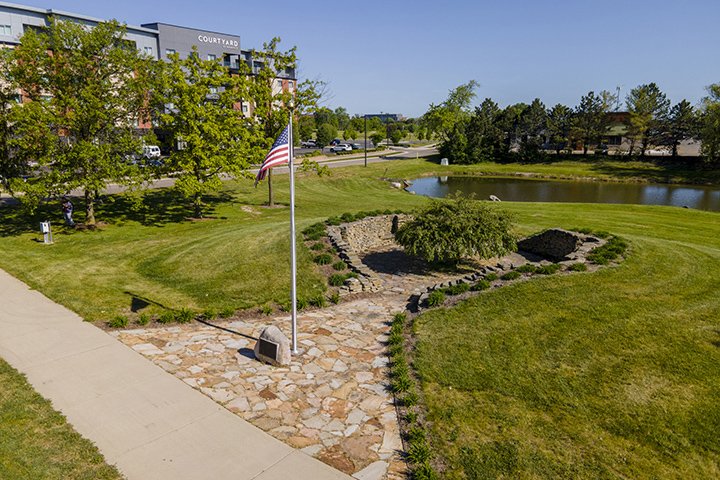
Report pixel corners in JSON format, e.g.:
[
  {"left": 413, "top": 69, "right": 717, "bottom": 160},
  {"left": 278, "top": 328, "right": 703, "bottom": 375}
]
[{"left": 0, "top": 1, "right": 297, "bottom": 118}]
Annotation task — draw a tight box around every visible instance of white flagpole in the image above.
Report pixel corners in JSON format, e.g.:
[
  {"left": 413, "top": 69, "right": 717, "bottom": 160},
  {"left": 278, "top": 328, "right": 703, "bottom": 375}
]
[{"left": 288, "top": 112, "right": 298, "bottom": 355}]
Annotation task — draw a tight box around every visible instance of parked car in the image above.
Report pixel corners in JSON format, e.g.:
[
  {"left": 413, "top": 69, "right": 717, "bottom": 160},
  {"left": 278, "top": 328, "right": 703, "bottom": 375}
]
[
  {"left": 330, "top": 143, "right": 352, "bottom": 153},
  {"left": 143, "top": 145, "right": 162, "bottom": 159},
  {"left": 350, "top": 143, "right": 362, "bottom": 150},
  {"left": 301, "top": 140, "right": 317, "bottom": 148}
]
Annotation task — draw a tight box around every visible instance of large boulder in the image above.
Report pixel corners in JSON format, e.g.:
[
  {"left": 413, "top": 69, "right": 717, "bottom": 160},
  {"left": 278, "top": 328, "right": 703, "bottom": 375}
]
[
  {"left": 518, "top": 228, "right": 582, "bottom": 261},
  {"left": 253, "top": 325, "right": 291, "bottom": 366}
]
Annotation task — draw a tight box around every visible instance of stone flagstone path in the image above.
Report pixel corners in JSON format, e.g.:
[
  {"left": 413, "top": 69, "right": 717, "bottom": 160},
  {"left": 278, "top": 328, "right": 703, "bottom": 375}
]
[{"left": 113, "top": 262, "right": 470, "bottom": 480}]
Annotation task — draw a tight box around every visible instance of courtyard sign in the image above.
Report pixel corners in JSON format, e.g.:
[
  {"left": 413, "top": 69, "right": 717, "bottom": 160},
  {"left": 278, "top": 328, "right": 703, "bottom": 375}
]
[{"left": 196, "top": 34, "right": 239, "bottom": 49}]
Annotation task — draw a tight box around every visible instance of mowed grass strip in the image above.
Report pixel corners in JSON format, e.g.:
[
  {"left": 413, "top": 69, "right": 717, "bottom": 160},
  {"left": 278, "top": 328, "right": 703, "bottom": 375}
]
[
  {"left": 0, "top": 167, "right": 426, "bottom": 321},
  {"left": 413, "top": 202, "right": 720, "bottom": 479},
  {"left": 0, "top": 359, "right": 123, "bottom": 480}
]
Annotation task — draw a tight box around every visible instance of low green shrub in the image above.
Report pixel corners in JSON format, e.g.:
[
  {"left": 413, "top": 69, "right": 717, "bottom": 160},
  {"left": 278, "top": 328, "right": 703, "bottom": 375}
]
[
  {"left": 332, "top": 261, "right": 347, "bottom": 271},
  {"left": 403, "top": 391, "right": 419, "bottom": 407},
  {"left": 176, "top": 308, "right": 194, "bottom": 324},
  {"left": 389, "top": 330, "right": 404, "bottom": 346},
  {"left": 471, "top": 279, "right": 491, "bottom": 291},
  {"left": 426, "top": 290, "right": 446, "bottom": 307},
  {"left": 392, "top": 372, "right": 412, "bottom": 393},
  {"left": 407, "top": 435, "right": 431, "bottom": 463},
  {"left": 501, "top": 271, "right": 521, "bottom": 281},
  {"left": 536, "top": 263, "right": 561, "bottom": 275},
  {"left": 157, "top": 310, "right": 176, "bottom": 324},
  {"left": 405, "top": 411, "right": 418, "bottom": 424},
  {"left": 109, "top": 315, "right": 128, "bottom": 328},
  {"left": 202, "top": 309, "right": 217, "bottom": 321},
  {"left": 485, "top": 272, "right": 498, "bottom": 281},
  {"left": 137, "top": 313, "right": 150, "bottom": 325},
  {"left": 393, "top": 312, "right": 407, "bottom": 324},
  {"left": 444, "top": 282, "right": 470, "bottom": 296},
  {"left": 297, "top": 297, "right": 308, "bottom": 311},
  {"left": 328, "top": 274, "right": 347, "bottom": 287},
  {"left": 310, "top": 242, "right": 325, "bottom": 251},
  {"left": 588, "top": 235, "right": 628, "bottom": 265},
  {"left": 259, "top": 304, "right": 273, "bottom": 316},
  {"left": 516, "top": 264, "right": 538, "bottom": 273},
  {"left": 340, "top": 212, "right": 357, "bottom": 222},
  {"left": 412, "top": 462, "right": 437, "bottom": 480},
  {"left": 309, "top": 294, "right": 327, "bottom": 308},
  {"left": 326, "top": 216, "right": 342, "bottom": 226},
  {"left": 330, "top": 292, "right": 341, "bottom": 304},
  {"left": 569, "top": 262, "right": 588, "bottom": 272},
  {"left": 219, "top": 307, "right": 235, "bottom": 318},
  {"left": 314, "top": 253, "right": 333, "bottom": 265}
]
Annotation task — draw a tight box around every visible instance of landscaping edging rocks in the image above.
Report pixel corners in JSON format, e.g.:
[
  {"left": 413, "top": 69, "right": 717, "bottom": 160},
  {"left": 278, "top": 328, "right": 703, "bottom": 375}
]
[
  {"left": 327, "top": 214, "right": 410, "bottom": 294},
  {"left": 414, "top": 231, "right": 607, "bottom": 312}
]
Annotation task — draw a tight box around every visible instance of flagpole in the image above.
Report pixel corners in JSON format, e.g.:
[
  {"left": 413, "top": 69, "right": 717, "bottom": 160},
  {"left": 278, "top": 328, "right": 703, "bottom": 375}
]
[{"left": 288, "top": 112, "right": 298, "bottom": 355}]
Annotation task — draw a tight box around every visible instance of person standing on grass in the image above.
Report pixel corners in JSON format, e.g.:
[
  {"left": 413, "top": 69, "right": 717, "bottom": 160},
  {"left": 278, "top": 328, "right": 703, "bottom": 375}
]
[{"left": 61, "top": 196, "right": 75, "bottom": 227}]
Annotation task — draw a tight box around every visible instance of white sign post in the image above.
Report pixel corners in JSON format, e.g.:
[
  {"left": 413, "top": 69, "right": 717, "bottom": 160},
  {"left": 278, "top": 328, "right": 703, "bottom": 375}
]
[{"left": 40, "top": 221, "right": 53, "bottom": 244}]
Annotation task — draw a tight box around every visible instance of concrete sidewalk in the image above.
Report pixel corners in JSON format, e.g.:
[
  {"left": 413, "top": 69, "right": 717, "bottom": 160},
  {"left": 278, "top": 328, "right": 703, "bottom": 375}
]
[{"left": 0, "top": 268, "right": 350, "bottom": 480}]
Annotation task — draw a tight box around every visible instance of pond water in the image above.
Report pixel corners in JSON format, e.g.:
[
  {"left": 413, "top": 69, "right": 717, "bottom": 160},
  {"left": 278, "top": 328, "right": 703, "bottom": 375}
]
[{"left": 406, "top": 176, "right": 720, "bottom": 212}]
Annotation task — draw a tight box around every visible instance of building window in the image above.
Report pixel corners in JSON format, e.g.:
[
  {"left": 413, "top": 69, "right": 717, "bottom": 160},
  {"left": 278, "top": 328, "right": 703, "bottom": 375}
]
[
  {"left": 165, "top": 49, "right": 176, "bottom": 56},
  {"left": 209, "top": 87, "right": 218, "bottom": 94},
  {"left": 208, "top": 54, "right": 216, "bottom": 61},
  {"left": 144, "top": 46, "right": 153, "bottom": 56},
  {"left": 0, "top": 25, "right": 12, "bottom": 36},
  {"left": 288, "top": 81, "right": 294, "bottom": 88},
  {"left": 242, "top": 104, "right": 248, "bottom": 114}
]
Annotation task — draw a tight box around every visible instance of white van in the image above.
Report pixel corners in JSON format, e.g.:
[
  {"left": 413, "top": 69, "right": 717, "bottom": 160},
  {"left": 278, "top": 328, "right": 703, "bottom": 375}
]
[{"left": 143, "top": 145, "right": 161, "bottom": 159}]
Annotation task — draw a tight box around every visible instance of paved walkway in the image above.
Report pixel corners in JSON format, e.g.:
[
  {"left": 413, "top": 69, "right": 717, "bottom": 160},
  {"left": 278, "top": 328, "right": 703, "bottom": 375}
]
[{"left": 0, "top": 268, "right": 351, "bottom": 480}]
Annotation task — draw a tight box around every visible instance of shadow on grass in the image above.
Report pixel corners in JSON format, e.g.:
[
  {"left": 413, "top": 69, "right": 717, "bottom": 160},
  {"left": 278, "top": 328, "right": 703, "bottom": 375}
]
[
  {"left": 125, "top": 291, "right": 172, "bottom": 313},
  {"left": 0, "top": 189, "right": 235, "bottom": 237}
]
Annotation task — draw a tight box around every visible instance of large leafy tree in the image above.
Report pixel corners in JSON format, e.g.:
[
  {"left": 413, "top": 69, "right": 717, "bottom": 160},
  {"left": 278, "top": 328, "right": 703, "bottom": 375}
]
[
  {"left": 665, "top": 100, "right": 698, "bottom": 158},
  {"left": 249, "top": 38, "right": 322, "bottom": 206},
  {"left": 156, "top": 48, "right": 252, "bottom": 217},
  {"left": 626, "top": 83, "right": 670, "bottom": 156},
  {"left": 395, "top": 195, "right": 516, "bottom": 265},
  {"left": 0, "top": 83, "right": 21, "bottom": 194},
  {"left": 699, "top": 84, "right": 720, "bottom": 164},
  {"left": 496, "top": 103, "right": 527, "bottom": 157},
  {"left": 4, "top": 18, "right": 154, "bottom": 224},
  {"left": 423, "top": 80, "right": 479, "bottom": 160},
  {"left": 546, "top": 104, "right": 574, "bottom": 155}
]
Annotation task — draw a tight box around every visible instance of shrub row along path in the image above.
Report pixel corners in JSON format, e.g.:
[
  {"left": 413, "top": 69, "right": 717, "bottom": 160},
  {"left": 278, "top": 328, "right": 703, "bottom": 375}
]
[{"left": 0, "top": 268, "right": 351, "bottom": 480}]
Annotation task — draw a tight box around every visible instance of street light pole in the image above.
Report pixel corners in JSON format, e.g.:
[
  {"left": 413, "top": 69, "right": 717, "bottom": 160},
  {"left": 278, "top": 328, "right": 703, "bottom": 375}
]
[{"left": 364, "top": 115, "right": 367, "bottom": 167}]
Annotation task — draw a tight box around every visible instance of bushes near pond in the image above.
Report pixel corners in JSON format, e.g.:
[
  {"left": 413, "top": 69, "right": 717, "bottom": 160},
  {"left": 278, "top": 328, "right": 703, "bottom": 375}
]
[
  {"left": 444, "top": 282, "right": 470, "bottom": 296},
  {"left": 472, "top": 279, "right": 491, "bottom": 291}
]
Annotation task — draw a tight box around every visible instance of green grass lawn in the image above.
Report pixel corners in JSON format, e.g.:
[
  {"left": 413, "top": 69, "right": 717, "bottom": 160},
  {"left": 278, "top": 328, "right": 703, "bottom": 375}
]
[
  {"left": 0, "top": 157, "right": 718, "bottom": 324},
  {"left": 0, "top": 359, "right": 122, "bottom": 479},
  {"left": 413, "top": 202, "right": 720, "bottom": 479},
  {"left": 1, "top": 157, "right": 720, "bottom": 476}
]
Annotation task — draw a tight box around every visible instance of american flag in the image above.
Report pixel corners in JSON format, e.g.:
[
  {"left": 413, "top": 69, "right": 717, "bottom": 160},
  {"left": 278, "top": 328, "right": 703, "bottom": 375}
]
[{"left": 255, "top": 125, "right": 290, "bottom": 186}]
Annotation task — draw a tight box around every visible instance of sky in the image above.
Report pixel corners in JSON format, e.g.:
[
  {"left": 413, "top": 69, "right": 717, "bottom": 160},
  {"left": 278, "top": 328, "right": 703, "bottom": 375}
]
[{"left": 13, "top": 0, "right": 720, "bottom": 117}]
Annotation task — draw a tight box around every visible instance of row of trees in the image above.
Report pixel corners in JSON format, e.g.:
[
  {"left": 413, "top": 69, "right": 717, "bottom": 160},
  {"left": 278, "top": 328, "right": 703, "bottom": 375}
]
[
  {"left": 297, "top": 107, "right": 426, "bottom": 147},
  {"left": 0, "top": 19, "right": 321, "bottom": 222},
  {"left": 425, "top": 81, "right": 720, "bottom": 164}
]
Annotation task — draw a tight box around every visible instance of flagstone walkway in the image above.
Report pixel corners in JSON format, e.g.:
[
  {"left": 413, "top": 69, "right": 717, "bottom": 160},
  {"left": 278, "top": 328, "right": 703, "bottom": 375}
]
[{"left": 112, "top": 263, "right": 471, "bottom": 479}]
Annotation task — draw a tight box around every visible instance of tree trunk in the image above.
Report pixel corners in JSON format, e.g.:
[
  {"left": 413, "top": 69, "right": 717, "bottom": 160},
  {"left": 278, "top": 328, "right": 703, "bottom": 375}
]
[
  {"left": 193, "top": 192, "right": 203, "bottom": 218},
  {"left": 267, "top": 168, "right": 274, "bottom": 207},
  {"left": 672, "top": 141, "right": 678, "bottom": 158},
  {"left": 84, "top": 189, "right": 95, "bottom": 225}
]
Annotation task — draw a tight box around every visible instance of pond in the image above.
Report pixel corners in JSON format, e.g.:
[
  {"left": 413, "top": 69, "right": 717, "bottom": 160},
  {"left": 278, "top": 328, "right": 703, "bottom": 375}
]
[{"left": 406, "top": 176, "right": 720, "bottom": 212}]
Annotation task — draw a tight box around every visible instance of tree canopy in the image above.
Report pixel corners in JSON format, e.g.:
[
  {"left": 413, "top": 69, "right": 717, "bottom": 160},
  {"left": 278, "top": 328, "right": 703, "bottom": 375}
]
[{"left": 3, "top": 18, "right": 154, "bottom": 224}]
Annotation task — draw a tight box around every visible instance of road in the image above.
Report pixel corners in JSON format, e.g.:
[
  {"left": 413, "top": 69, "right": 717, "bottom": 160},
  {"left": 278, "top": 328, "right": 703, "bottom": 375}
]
[{"left": 0, "top": 144, "right": 438, "bottom": 204}]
